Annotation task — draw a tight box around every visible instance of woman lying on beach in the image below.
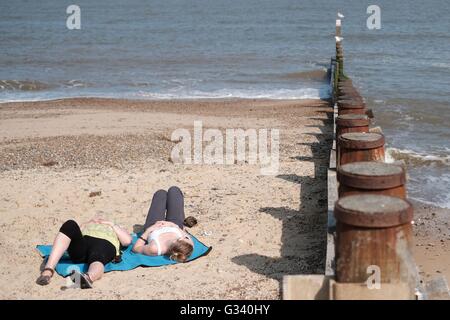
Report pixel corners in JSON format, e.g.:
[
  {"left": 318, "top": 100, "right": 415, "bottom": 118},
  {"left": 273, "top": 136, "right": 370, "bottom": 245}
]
[
  {"left": 132, "top": 186, "right": 194, "bottom": 262},
  {"left": 37, "top": 218, "right": 132, "bottom": 288}
]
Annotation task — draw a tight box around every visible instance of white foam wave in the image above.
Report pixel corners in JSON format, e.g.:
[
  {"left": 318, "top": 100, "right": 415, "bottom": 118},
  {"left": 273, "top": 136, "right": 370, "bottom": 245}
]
[
  {"left": 134, "top": 87, "right": 330, "bottom": 100},
  {"left": 386, "top": 147, "right": 450, "bottom": 166},
  {"left": 408, "top": 173, "right": 450, "bottom": 209},
  {"left": 0, "top": 86, "right": 331, "bottom": 103}
]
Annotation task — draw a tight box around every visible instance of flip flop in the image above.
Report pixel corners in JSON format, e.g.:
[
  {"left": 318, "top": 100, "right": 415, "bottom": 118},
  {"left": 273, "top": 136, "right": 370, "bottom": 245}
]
[
  {"left": 36, "top": 267, "right": 54, "bottom": 286},
  {"left": 70, "top": 270, "right": 93, "bottom": 289}
]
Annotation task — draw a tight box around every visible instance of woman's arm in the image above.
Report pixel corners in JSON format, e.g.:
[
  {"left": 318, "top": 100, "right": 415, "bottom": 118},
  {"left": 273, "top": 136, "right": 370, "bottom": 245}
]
[
  {"left": 132, "top": 226, "right": 152, "bottom": 253},
  {"left": 111, "top": 224, "right": 132, "bottom": 247},
  {"left": 133, "top": 242, "right": 158, "bottom": 255},
  {"left": 133, "top": 223, "right": 160, "bottom": 256},
  {"left": 132, "top": 227, "right": 159, "bottom": 255},
  {"left": 96, "top": 219, "right": 132, "bottom": 247}
]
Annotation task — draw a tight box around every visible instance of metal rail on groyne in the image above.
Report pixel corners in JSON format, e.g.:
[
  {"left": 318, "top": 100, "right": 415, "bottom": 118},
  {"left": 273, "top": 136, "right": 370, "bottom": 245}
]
[{"left": 283, "top": 15, "right": 450, "bottom": 300}]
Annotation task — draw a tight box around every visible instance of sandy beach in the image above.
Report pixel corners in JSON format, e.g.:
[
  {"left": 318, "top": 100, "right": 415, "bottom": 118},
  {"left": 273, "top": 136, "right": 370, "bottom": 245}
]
[
  {"left": 1, "top": 97, "right": 448, "bottom": 299},
  {"left": 412, "top": 200, "right": 450, "bottom": 288},
  {"left": 0, "top": 97, "right": 333, "bottom": 299}
]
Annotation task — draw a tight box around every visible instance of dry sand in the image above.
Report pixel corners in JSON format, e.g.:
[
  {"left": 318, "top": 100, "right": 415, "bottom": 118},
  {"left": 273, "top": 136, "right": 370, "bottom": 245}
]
[
  {"left": 0, "top": 98, "right": 333, "bottom": 299},
  {"left": 412, "top": 200, "right": 450, "bottom": 288}
]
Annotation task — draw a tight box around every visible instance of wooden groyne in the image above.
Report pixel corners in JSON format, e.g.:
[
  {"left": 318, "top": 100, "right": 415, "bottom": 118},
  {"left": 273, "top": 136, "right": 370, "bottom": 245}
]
[{"left": 283, "top": 15, "right": 450, "bottom": 300}]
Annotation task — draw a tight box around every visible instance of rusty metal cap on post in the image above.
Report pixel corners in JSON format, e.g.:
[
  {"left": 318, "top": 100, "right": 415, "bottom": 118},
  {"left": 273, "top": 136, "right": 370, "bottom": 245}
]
[
  {"left": 338, "top": 96, "right": 363, "bottom": 102},
  {"left": 338, "top": 88, "right": 360, "bottom": 95},
  {"left": 338, "top": 90, "right": 360, "bottom": 96},
  {"left": 339, "top": 99, "right": 365, "bottom": 105},
  {"left": 338, "top": 87, "right": 359, "bottom": 91},
  {"left": 336, "top": 114, "right": 370, "bottom": 127},
  {"left": 338, "top": 96, "right": 361, "bottom": 102},
  {"left": 338, "top": 84, "right": 355, "bottom": 89},
  {"left": 338, "top": 100, "right": 366, "bottom": 109},
  {"left": 334, "top": 194, "right": 413, "bottom": 227},
  {"left": 338, "top": 92, "right": 362, "bottom": 98},
  {"left": 337, "top": 161, "right": 406, "bottom": 189},
  {"left": 338, "top": 80, "right": 354, "bottom": 87},
  {"left": 338, "top": 78, "right": 352, "bottom": 84},
  {"left": 338, "top": 132, "right": 385, "bottom": 150}
]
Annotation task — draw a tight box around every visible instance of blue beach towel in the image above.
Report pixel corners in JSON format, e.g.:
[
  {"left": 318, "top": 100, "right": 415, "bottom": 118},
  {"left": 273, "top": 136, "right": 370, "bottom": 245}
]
[{"left": 36, "top": 233, "right": 212, "bottom": 277}]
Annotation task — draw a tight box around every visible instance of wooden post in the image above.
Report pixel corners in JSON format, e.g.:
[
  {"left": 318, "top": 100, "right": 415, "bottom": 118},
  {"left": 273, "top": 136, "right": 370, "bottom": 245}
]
[
  {"left": 338, "top": 95, "right": 363, "bottom": 102},
  {"left": 334, "top": 60, "right": 340, "bottom": 97},
  {"left": 338, "top": 132, "right": 385, "bottom": 167},
  {"left": 338, "top": 100, "right": 367, "bottom": 115},
  {"left": 337, "top": 84, "right": 358, "bottom": 91},
  {"left": 338, "top": 78, "right": 352, "bottom": 85},
  {"left": 335, "top": 18, "right": 344, "bottom": 77},
  {"left": 338, "top": 92, "right": 362, "bottom": 101},
  {"left": 331, "top": 58, "right": 338, "bottom": 99},
  {"left": 336, "top": 45, "right": 344, "bottom": 75},
  {"left": 336, "top": 19, "right": 342, "bottom": 37},
  {"left": 337, "top": 83, "right": 357, "bottom": 90},
  {"left": 337, "top": 86, "right": 362, "bottom": 100},
  {"left": 336, "top": 114, "right": 369, "bottom": 138},
  {"left": 338, "top": 94, "right": 364, "bottom": 102},
  {"left": 334, "top": 194, "right": 416, "bottom": 299},
  {"left": 337, "top": 161, "right": 407, "bottom": 199}
]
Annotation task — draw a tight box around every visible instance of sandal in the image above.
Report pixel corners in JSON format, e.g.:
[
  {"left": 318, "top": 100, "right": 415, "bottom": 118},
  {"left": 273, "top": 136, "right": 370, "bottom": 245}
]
[
  {"left": 70, "top": 270, "right": 93, "bottom": 289},
  {"left": 36, "top": 267, "right": 54, "bottom": 286}
]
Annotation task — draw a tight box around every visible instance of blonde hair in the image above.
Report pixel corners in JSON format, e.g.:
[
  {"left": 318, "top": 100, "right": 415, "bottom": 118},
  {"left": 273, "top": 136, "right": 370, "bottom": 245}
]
[{"left": 167, "top": 239, "right": 193, "bottom": 263}]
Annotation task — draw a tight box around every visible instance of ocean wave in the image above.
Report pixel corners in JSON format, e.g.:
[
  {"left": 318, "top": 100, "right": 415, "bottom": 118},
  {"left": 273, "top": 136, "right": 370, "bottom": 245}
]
[
  {"left": 0, "top": 80, "right": 54, "bottom": 91},
  {"left": 279, "top": 69, "right": 328, "bottom": 81},
  {"left": 408, "top": 173, "right": 450, "bottom": 209},
  {"left": 386, "top": 147, "right": 450, "bottom": 167},
  {"left": 134, "top": 87, "right": 331, "bottom": 100},
  {"left": 0, "top": 79, "right": 90, "bottom": 91},
  {"left": 62, "top": 80, "right": 89, "bottom": 88},
  {"left": 0, "top": 86, "right": 331, "bottom": 103},
  {"left": 430, "top": 62, "right": 450, "bottom": 70}
]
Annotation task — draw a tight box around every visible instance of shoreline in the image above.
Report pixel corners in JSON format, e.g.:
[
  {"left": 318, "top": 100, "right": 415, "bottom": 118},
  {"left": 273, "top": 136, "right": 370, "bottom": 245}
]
[{"left": 0, "top": 88, "right": 330, "bottom": 105}]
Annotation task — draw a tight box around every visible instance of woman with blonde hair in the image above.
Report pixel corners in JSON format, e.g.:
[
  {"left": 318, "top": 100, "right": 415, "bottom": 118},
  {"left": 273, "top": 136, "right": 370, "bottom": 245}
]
[{"left": 133, "top": 186, "right": 194, "bottom": 262}]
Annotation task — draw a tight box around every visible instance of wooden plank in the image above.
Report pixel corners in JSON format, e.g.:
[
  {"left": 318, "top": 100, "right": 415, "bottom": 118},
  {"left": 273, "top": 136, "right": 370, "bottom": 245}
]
[
  {"left": 325, "top": 58, "right": 338, "bottom": 277},
  {"left": 330, "top": 280, "right": 414, "bottom": 300},
  {"left": 283, "top": 275, "right": 332, "bottom": 300},
  {"left": 325, "top": 164, "right": 337, "bottom": 277}
]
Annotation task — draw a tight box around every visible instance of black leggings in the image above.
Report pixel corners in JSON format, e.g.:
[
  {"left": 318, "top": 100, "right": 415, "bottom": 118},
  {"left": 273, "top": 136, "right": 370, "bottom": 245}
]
[
  {"left": 144, "top": 186, "right": 185, "bottom": 229},
  {"left": 59, "top": 220, "right": 116, "bottom": 265}
]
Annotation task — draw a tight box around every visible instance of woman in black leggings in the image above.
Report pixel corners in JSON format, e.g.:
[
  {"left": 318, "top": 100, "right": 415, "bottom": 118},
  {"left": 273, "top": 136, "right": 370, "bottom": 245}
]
[
  {"left": 37, "top": 218, "right": 131, "bottom": 288},
  {"left": 133, "top": 186, "right": 194, "bottom": 262}
]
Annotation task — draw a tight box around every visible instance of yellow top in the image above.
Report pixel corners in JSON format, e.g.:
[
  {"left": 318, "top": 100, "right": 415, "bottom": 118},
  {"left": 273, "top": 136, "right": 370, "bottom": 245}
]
[{"left": 82, "top": 223, "right": 121, "bottom": 255}]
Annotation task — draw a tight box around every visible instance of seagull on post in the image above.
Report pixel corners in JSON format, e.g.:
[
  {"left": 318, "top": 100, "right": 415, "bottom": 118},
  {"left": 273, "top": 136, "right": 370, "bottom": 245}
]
[
  {"left": 337, "top": 12, "right": 344, "bottom": 18},
  {"left": 335, "top": 36, "right": 344, "bottom": 43}
]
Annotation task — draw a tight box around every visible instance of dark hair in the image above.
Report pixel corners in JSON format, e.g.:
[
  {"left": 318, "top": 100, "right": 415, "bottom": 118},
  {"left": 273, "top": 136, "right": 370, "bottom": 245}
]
[
  {"left": 167, "top": 239, "right": 193, "bottom": 263},
  {"left": 184, "top": 216, "right": 198, "bottom": 228}
]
